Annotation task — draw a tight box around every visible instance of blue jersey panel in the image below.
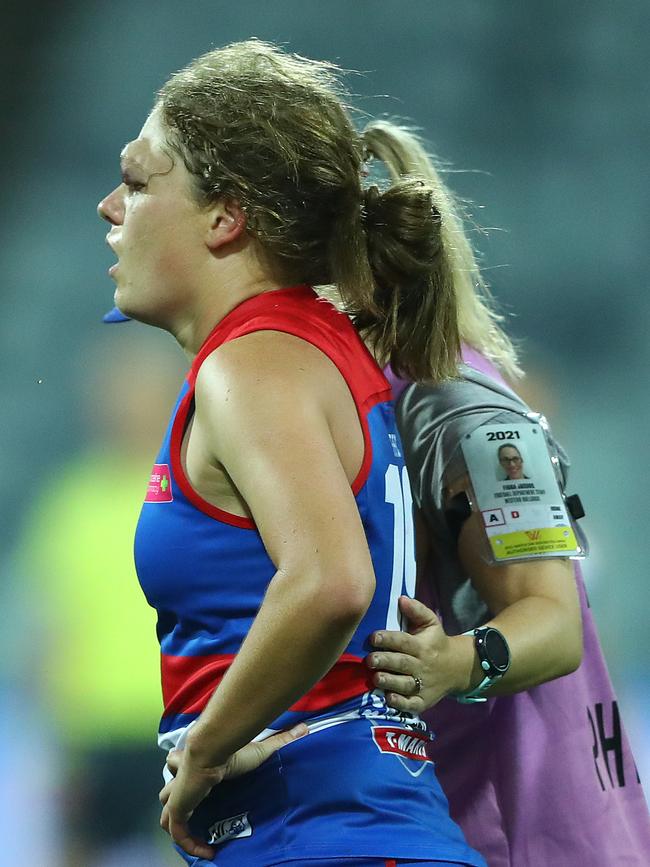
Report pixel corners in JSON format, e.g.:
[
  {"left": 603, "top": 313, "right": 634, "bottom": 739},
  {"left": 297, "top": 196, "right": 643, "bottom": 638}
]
[
  {"left": 136, "top": 396, "right": 412, "bottom": 660},
  {"left": 135, "top": 391, "right": 418, "bottom": 736},
  {"left": 348, "top": 401, "right": 415, "bottom": 658},
  {"left": 174, "top": 721, "right": 485, "bottom": 867}
]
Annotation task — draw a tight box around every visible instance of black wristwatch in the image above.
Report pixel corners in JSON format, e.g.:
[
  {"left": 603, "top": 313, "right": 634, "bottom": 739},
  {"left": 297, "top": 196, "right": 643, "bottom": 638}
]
[{"left": 456, "top": 626, "right": 511, "bottom": 704}]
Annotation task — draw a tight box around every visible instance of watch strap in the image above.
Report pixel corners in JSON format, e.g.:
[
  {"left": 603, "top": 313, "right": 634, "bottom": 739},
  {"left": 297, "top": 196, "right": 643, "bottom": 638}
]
[{"left": 454, "top": 627, "right": 509, "bottom": 704}]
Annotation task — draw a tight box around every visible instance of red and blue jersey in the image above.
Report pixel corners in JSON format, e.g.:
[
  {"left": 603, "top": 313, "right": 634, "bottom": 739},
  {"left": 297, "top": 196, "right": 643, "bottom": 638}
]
[
  {"left": 134, "top": 285, "right": 417, "bottom": 743},
  {"left": 133, "top": 285, "right": 484, "bottom": 865}
]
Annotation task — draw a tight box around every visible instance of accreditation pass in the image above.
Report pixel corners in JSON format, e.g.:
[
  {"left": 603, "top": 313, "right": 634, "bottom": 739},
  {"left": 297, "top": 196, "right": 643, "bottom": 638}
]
[{"left": 461, "top": 423, "right": 582, "bottom": 561}]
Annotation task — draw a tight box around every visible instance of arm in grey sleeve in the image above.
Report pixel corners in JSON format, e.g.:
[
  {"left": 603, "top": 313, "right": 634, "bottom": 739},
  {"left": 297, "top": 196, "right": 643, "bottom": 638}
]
[{"left": 396, "top": 371, "right": 533, "bottom": 543}]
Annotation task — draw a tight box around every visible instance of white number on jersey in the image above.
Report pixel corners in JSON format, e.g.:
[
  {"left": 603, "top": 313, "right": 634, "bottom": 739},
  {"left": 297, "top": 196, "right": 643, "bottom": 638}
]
[{"left": 384, "top": 464, "right": 417, "bottom": 631}]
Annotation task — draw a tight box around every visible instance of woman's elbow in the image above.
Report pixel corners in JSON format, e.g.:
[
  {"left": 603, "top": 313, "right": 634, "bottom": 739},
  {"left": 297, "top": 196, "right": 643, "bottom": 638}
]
[
  {"left": 276, "top": 563, "right": 376, "bottom": 624},
  {"left": 320, "top": 570, "right": 376, "bottom": 625},
  {"left": 558, "top": 617, "right": 584, "bottom": 676}
]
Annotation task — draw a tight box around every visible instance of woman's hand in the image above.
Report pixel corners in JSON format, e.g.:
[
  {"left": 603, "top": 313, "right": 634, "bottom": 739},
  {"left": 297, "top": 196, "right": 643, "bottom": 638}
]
[
  {"left": 159, "top": 724, "right": 309, "bottom": 859},
  {"left": 366, "top": 596, "right": 473, "bottom": 712}
]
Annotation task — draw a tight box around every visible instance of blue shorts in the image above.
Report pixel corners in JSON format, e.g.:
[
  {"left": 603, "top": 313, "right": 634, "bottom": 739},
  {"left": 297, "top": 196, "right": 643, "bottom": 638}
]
[
  {"left": 173, "top": 718, "right": 484, "bottom": 866},
  {"left": 184, "top": 859, "right": 468, "bottom": 866},
  {"left": 264, "top": 860, "right": 470, "bottom": 866}
]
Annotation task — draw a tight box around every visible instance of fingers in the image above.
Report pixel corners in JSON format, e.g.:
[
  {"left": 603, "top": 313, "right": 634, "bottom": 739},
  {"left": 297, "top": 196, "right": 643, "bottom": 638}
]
[
  {"left": 398, "top": 595, "right": 440, "bottom": 632},
  {"left": 384, "top": 691, "right": 424, "bottom": 714},
  {"left": 256, "top": 723, "right": 309, "bottom": 755},
  {"left": 168, "top": 815, "right": 215, "bottom": 861},
  {"left": 257, "top": 723, "right": 309, "bottom": 754},
  {"left": 370, "top": 598, "right": 440, "bottom": 651},
  {"left": 158, "top": 727, "right": 310, "bottom": 856},
  {"left": 166, "top": 749, "right": 180, "bottom": 776},
  {"left": 159, "top": 781, "right": 173, "bottom": 806},
  {"left": 224, "top": 723, "right": 310, "bottom": 780},
  {"left": 373, "top": 671, "right": 422, "bottom": 698},
  {"left": 160, "top": 798, "right": 215, "bottom": 860},
  {"left": 366, "top": 651, "right": 419, "bottom": 676},
  {"left": 369, "top": 629, "right": 418, "bottom": 655}
]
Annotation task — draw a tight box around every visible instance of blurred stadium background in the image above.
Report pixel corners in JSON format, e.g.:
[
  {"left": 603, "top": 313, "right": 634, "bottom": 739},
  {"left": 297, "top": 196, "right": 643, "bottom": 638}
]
[{"left": 1, "top": 2, "right": 648, "bottom": 864}]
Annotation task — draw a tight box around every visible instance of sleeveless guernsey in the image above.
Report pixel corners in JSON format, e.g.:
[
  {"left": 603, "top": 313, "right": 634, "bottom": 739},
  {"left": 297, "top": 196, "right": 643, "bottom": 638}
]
[{"left": 133, "top": 286, "right": 484, "bottom": 866}]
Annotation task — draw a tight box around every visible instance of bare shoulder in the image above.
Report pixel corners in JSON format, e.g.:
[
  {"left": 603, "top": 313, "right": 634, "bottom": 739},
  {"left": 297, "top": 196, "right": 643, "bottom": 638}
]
[
  {"left": 195, "top": 329, "right": 342, "bottom": 404},
  {"left": 193, "top": 330, "right": 345, "bottom": 464},
  {"left": 194, "top": 328, "right": 364, "bottom": 488}
]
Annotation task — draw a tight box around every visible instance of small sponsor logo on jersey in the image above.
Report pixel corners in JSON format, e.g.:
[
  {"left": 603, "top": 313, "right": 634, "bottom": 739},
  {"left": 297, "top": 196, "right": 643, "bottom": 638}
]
[
  {"left": 207, "top": 812, "right": 252, "bottom": 846},
  {"left": 371, "top": 726, "right": 432, "bottom": 762},
  {"left": 526, "top": 529, "right": 541, "bottom": 541},
  {"left": 145, "top": 463, "right": 173, "bottom": 502},
  {"left": 511, "top": 510, "right": 520, "bottom": 519}
]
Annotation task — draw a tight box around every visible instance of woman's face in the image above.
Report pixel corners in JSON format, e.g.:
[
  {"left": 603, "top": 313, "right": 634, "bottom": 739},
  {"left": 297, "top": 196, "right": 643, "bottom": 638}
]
[
  {"left": 499, "top": 446, "right": 524, "bottom": 480},
  {"left": 98, "top": 109, "right": 206, "bottom": 328}
]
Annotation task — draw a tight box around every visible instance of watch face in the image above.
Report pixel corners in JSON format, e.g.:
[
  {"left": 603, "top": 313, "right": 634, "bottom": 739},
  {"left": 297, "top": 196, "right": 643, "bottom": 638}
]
[{"left": 484, "top": 629, "right": 510, "bottom": 672}]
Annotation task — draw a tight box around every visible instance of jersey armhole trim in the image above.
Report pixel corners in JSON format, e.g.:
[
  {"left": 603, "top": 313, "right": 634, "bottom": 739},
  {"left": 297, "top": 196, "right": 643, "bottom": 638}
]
[
  {"left": 195, "top": 322, "right": 387, "bottom": 499},
  {"left": 352, "top": 387, "right": 393, "bottom": 495},
  {"left": 171, "top": 306, "right": 391, "bottom": 523},
  {"left": 169, "top": 387, "right": 257, "bottom": 530}
]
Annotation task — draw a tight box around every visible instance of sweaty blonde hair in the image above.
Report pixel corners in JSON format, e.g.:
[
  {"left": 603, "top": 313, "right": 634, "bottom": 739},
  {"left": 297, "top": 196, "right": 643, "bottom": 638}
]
[{"left": 361, "top": 121, "right": 522, "bottom": 379}]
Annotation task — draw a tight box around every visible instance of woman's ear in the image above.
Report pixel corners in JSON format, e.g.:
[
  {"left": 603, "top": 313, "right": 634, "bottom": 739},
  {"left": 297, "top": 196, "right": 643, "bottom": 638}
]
[{"left": 205, "top": 199, "right": 247, "bottom": 251}]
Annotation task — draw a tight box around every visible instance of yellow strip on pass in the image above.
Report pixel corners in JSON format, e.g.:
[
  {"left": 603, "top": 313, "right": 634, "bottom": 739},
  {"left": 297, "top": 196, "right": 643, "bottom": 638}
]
[{"left": 490, "top": 526, "right": 579, "bottom": 560}]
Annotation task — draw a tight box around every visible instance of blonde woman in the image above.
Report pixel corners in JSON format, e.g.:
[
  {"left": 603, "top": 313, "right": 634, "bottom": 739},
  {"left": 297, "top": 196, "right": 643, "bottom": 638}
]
[{"left": 364, "top": 123, "right": 650, "bottom": 866}]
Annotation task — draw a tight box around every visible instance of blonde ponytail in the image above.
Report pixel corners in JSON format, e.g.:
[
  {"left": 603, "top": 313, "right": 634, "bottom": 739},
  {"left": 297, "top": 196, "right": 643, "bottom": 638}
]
[{"left": 361, "top": 121, "right": 522, "bottom": 379}]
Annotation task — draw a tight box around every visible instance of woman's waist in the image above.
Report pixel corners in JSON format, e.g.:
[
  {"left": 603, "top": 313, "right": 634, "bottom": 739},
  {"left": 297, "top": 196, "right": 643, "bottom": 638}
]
[
  {"left": 159, "top": 687, "right": 426, "bottom": 754},
  {"left": 165, "top": 715, "right": 483, "bottom": 867},
  {"left": 160, "top": 648, "right": 373, "bottom": 717}
]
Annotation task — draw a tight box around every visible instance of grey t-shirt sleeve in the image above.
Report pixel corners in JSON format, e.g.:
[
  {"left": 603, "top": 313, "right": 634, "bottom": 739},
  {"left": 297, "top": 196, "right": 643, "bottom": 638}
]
[
  {"left": 395, "top": 367, "right": 571, "bottom": 633},
  {"left": 396, "top": 367, "right": 543, "bottom": 537}
]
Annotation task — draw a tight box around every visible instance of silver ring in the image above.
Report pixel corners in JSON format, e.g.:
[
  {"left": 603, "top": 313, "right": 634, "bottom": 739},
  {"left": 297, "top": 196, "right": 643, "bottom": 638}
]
[{"left": 413, "top": 676, "right": 423, "bottom": 695}]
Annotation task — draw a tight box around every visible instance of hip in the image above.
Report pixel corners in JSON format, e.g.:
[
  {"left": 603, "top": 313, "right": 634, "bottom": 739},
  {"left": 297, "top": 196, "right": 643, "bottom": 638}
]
[{"left": 177, "top": 718, "right": 484, "bottom": 866}]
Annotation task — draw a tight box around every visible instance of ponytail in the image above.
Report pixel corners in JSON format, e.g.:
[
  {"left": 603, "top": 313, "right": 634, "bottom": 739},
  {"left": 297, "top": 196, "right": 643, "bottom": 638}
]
[
  {"left": 360, "top": 121, "right": 522, "bottom": 380},
  {"left": 325, "top": 142, "right": 459, "bottom": 382},
  {"left": 355, "top": 176, "right": 459, "bottom": 382}
]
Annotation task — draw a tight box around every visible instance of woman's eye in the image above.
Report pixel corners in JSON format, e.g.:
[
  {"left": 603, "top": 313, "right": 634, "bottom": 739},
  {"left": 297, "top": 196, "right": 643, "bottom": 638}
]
[{"left": 122, "top": 175, "right": 146, "bottom": 193}]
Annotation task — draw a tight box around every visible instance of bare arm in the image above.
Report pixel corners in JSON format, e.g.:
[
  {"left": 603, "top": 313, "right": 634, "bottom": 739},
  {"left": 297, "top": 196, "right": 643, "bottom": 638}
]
[
  {"left": 455, "top": 512, "right": 582, "bottom": 694},
  {"left": 367, "top": 509, "right": 583, "bottom": 713},
  {"left": 162, "top": 331, "right": 376, "bottom": 856},
  {"left": 187, "top": 331, "right": 375, "bottom": 762}
]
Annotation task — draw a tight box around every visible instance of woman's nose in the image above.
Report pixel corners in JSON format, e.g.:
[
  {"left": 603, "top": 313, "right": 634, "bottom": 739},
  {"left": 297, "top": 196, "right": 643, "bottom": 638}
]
[{"left": 97, "top": 186, "right": 124, "bottom": 225}]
